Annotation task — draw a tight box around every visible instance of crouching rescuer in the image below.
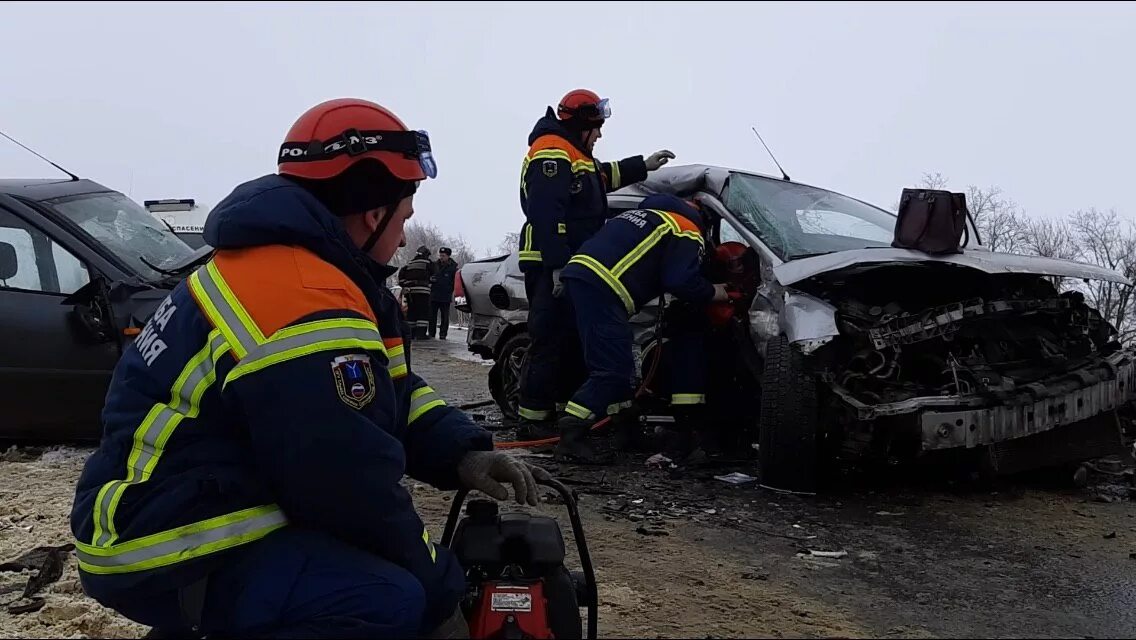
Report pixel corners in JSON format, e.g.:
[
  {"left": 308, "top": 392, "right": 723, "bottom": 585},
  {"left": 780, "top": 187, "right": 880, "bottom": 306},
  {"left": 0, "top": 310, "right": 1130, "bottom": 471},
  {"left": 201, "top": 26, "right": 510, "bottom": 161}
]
[
  {"left": 69, "top": 98, "right": 549, "bottom": 638},
  {"left": 555, "top": 194, "right": 729, "bottom": 464}
]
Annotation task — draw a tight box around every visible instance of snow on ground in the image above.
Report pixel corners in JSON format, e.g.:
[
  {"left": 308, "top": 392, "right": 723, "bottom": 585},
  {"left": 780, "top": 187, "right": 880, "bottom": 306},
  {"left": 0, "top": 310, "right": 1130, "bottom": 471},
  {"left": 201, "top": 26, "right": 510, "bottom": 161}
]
[{"left": 428, "top": 326, "right": 493, "bottom": 367}]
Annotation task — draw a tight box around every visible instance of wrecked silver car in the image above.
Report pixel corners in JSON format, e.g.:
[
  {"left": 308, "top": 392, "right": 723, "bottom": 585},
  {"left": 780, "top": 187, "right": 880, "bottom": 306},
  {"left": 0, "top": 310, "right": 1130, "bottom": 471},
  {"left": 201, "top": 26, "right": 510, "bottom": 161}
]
[
  {"left": 464, "top": 164, "right": 1133, "bottom": 493},
  {"left": 615, "top": 164, "right": 1135, "bottom": 493}
]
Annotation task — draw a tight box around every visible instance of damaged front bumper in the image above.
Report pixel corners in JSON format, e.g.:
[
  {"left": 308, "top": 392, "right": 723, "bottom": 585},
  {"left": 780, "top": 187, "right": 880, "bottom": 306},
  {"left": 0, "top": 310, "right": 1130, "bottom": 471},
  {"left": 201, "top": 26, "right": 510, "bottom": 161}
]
[{"left": 831, "top": 350, "right": 1136, "bottom": 452}]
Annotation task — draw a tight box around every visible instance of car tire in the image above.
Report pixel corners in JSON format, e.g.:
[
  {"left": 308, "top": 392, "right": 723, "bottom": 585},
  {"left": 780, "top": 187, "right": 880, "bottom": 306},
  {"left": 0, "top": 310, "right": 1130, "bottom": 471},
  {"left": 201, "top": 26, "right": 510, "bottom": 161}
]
[
  {"left": 489, "top": 332, "right": 530, "bottom": 421},
  {"left": 757, "top": 335, "right": 822, "bottom": 494}
]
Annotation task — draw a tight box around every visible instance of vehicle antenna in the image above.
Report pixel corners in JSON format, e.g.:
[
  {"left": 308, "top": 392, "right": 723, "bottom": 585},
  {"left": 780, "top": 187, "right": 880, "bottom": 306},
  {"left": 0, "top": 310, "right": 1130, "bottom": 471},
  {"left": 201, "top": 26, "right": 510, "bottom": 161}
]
[
  {"left": 750, "top": 126, "right": 791, "bottom": 182},
  {"left": 0, "top": 128, "right": 80, "bottom": 181}
]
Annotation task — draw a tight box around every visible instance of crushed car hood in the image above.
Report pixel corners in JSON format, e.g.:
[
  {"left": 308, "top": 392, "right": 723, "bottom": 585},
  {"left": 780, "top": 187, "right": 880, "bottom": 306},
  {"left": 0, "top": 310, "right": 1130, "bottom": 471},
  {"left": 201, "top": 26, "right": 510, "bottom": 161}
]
[{"left": 773, "top": 248, "right": 1131, "bottom": 287}]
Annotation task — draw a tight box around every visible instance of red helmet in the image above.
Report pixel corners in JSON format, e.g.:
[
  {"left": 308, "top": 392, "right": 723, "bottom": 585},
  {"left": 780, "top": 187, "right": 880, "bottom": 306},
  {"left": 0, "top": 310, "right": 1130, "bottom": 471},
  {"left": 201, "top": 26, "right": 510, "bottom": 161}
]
[
  {"left": 277, "top": 98, "right": 436, "bottom": 182},
  {"left": 557, "top": 89, "right": 611, "bottom": 124}
]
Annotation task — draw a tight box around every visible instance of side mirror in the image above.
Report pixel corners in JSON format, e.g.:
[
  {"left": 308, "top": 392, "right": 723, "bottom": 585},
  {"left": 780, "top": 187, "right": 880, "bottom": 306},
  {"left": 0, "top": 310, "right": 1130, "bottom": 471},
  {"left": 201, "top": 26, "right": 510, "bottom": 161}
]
[
  {"left": 0, "top": 241, "right": 17, "bottom": 281},
  {"left": 64, "top": 278, "right": 115, "bottom": 344}
]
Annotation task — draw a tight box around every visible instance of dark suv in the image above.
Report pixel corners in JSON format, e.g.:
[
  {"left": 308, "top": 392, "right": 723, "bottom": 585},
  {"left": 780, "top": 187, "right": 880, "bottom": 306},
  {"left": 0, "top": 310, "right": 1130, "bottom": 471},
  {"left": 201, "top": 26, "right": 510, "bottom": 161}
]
[{"left": 0, "top": 177, "right": 206, "bottom": 441}]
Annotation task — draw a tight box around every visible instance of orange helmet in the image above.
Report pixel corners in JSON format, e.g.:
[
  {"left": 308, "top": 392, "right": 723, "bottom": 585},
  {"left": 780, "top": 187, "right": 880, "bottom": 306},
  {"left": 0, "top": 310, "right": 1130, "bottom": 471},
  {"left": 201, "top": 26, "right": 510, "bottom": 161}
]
[
  {"left": 557, "top": 89, "right": 611, "bottom": 125},
  {"left": 277, "top": 98, "right": 436, "bottom": 182}
]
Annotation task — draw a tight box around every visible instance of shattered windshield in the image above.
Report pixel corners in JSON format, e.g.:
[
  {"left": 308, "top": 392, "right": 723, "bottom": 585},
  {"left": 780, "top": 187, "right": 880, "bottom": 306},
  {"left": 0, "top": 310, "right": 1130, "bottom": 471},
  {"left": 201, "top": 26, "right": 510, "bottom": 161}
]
[
  {"left": 48, "top": 192, "right": 196, "bottom": 280},
  {"left": 725, "top": 173, "right": 897, "bottom": 261}
]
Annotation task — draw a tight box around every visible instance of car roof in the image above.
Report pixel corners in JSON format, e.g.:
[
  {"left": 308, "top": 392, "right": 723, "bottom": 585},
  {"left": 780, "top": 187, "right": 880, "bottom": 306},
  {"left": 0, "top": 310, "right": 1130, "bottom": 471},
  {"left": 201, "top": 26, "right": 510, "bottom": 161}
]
[
  {"left": 0, "top": 177, "right": 115, "bottom": 201},
  {"left": 610, "top": 163, "right": 894, "bottom": 215}
]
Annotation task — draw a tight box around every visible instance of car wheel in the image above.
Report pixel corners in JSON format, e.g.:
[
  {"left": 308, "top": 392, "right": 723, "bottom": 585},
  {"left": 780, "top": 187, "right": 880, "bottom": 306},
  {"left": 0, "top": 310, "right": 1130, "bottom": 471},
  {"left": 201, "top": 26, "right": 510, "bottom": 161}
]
[
  {"left": 757, "top": 335, "right": 822, "bottom": 494},
  {"left": 489, "top": 332, "right": 530, "bottom": 421}
]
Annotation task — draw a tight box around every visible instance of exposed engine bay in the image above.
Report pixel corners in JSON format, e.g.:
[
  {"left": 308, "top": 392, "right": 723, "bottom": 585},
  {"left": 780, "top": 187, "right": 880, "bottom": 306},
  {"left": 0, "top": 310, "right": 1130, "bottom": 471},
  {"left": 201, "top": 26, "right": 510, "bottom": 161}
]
[{"left": 790, "top": 265, "right": 1120, "bottom": 407}]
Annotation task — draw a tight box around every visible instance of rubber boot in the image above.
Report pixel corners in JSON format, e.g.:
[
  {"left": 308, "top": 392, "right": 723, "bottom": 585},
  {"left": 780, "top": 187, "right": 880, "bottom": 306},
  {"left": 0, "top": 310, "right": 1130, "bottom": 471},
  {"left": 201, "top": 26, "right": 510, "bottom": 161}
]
[
  {"left": 554, "top": 416, "right": 616, "bottom": 465},
  {"left": 668, "top": 408, "right": 709, "bottom": 466},
  {"left": 516, "top": 418, "right": 558, "bottom": 442},
  {"left": 608, "top": 408, "right": 643, "bottom": 452}
]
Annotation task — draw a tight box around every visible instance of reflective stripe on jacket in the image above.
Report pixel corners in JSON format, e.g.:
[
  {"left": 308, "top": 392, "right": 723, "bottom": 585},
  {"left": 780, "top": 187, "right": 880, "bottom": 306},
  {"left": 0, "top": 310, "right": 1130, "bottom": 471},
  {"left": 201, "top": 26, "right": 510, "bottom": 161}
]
[
  {"left": 560, "top": 203, "right": 715, "bottom": 314},
  {"left": 516, "top": 108, "right": 647, "bottom": 272},
  {"left": 70, "top": 174, "right": 491, "bottom": 600}
]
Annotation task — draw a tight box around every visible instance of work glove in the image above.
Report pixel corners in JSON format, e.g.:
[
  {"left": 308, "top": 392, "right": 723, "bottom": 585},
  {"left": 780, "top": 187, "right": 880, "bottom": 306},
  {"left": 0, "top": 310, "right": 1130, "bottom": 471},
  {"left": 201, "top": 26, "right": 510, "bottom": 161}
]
[
  {"left": 551, "top": 268, "right": 565, "bottom": 298},
  {"left": 457, "top": 451, "right": 553, "bottom": 506},
  {"left": 645, "top": 149, "right": 676, "bottom": 171}
]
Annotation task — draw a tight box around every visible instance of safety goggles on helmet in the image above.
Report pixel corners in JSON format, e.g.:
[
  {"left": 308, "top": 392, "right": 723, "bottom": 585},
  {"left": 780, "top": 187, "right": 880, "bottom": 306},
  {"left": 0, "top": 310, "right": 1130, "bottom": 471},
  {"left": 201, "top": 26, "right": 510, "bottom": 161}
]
[
  {"left": 560, "top": 97, "right": 612, "bottom": 122},
  {"left": 279, "top": 128, "right": 437, "bottom": 179}
]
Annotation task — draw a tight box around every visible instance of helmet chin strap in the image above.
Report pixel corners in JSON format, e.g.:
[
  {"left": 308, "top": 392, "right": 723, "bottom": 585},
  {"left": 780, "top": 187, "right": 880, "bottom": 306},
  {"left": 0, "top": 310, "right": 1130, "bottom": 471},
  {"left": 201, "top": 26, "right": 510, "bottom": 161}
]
[{"left": 361, "top": 206, "right": 394, "bottom": 256}]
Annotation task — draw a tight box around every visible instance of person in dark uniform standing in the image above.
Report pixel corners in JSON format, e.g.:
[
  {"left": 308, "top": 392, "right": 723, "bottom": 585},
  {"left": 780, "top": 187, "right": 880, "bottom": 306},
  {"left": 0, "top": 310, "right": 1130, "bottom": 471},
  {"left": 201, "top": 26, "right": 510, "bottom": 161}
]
[
  {"left": 399, "top": 245, "right": 434, "bottom": 339},
  {"left": 515, "top": 88, "right": 676, "bottom": 439},
  {"left": 428, "top": 247, "right": 458, "bottom": 340}
]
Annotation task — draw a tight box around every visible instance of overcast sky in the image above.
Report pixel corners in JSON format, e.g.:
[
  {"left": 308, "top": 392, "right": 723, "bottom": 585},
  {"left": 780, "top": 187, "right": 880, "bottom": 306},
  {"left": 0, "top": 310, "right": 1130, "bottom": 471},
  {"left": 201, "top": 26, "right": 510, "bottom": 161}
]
[{"left": 2, "top": 1, "right": 1133, "bottom": 255}]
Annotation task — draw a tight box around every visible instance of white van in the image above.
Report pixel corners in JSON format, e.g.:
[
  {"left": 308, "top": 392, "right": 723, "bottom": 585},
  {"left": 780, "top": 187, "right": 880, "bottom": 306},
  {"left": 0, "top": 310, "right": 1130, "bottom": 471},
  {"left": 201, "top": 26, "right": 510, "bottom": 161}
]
[{"left": 144, "top": 198, "right": 211, "bottom": 248}]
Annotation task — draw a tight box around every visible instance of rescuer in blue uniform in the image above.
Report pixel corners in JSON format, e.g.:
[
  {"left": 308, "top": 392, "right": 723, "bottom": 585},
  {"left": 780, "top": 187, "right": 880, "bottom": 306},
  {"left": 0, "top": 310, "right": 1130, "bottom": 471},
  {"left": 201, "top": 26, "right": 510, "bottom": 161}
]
[
  {"left": 555, "top": 194, "right": 728, "bottom": 463},
  {"left": 515, "top": 88, "right": 676, "bottom": 439},
  {"left": 69, "top": 98, "right": 549, "bottom": 639}
]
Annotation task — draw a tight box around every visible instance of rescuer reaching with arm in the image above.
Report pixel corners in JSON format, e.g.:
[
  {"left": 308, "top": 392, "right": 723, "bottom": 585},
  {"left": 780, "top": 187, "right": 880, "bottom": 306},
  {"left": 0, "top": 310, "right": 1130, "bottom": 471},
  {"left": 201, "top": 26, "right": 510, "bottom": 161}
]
[
  {"left": 70, "top": 97, "right": 549, "bottom": 639},
  {"left": 515, "top": 88, "right": 676, "bottom": 441}
]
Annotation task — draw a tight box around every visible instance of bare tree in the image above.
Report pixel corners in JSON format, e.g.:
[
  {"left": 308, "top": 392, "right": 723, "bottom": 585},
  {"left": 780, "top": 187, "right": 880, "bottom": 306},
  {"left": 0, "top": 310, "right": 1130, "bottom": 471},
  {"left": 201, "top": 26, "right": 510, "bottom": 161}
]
[
  {"left": 892, "top": 172, "right": 951, "bottom": 211},
  {"left": 1069, "top": 208, "right": 1136, "bottom": 340},
  {"left": 1018, "top": 217, "right": 1081, "bottom": 261},
  {"left": 919, "top": 172, "right": 949, "bottom": 190},
  {"left": 496, "top": 232, "right": 520, "bottom": 257},
  {"left": 964, "top": 185, "right": 1026, "bottom": 254}
]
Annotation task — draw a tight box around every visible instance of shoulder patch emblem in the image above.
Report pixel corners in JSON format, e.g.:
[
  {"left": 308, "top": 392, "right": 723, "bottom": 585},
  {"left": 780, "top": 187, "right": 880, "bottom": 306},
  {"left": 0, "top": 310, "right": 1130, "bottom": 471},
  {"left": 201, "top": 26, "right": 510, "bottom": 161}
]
[
  {"left": 331, "top": 354, "right": 376, "bottom": 410},
  {"left": 542, "top": 160, "right": 558, "bottom": 178}
]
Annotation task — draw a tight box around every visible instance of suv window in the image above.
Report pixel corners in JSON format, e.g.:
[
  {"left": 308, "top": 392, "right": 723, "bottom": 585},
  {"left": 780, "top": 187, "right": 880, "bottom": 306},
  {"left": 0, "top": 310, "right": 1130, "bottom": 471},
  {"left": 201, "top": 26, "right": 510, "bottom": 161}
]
[{"left": 0, "top": 209, "right": 90, "bottom": 294}]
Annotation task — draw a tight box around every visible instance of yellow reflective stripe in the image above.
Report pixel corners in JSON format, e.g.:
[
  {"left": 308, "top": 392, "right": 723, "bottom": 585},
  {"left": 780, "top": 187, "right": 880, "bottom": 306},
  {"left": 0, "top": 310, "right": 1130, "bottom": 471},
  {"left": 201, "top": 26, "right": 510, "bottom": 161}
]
[
  {"left": 423, "top": 527, "right": 437, "bottom": 562},
  {"left": 566, "top": 402, "right": 594, "bottom": 420},
  {"left": 567, "top": 255, "right": 635, "bottom": 314},
  {"left": 654, "top": 210, "right": 704, "bottom": 247},
  {"left": 519, "top": 224, "right": 542, "bottom": 261},
  {"left": 608, "top": 161, "right": 621, "bottom": 189},
  {"left": 519, "top": 406, "right": 554, "bottom": 421},
  {"left": 92, "top": 330, "right": 230, "bottom": 547},
  {"left": 654, "top": 210, "right": 681, "bottom": 233},
  {"left": 223, "top": 318, "right": 385, "bottom": 388},
  {"left": 188, "top": 267, "right": 257, "bottom": 359},
  {"left": 671, "top": 394, "right": 706, "bottom": 405},
  {"left": 387, "top": 343, "right": 406, "bottom": 378},
  {"left": 611, "top": 224, "right": 669, "bottom": 278},
  {"left": 557, "top": 223, "right": 566, "bottom": 235},
  {"left": 77, "top": 505, "right": 287, "bottom": 575},
  {"left": 207, "top": 261, "right": 264, "bottom": 348},
  {"left": 607, "top": 400, "right": 633, "bottom": 415},
  {"left": 408, "top": 386, "right": 446, "bottom": 424},
  {"left": 571, "top": 160, "right": 596, "bottom": 173},
  {"left": 529, "top": 149, "right": 571, "bottom": 162}
]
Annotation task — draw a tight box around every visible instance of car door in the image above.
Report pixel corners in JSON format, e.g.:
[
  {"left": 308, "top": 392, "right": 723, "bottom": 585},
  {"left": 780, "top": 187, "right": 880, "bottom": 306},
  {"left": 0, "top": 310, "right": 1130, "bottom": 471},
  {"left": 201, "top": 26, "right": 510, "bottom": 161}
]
[{"left": 0, "top": 204, "right": 120, "bottom": 442}]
